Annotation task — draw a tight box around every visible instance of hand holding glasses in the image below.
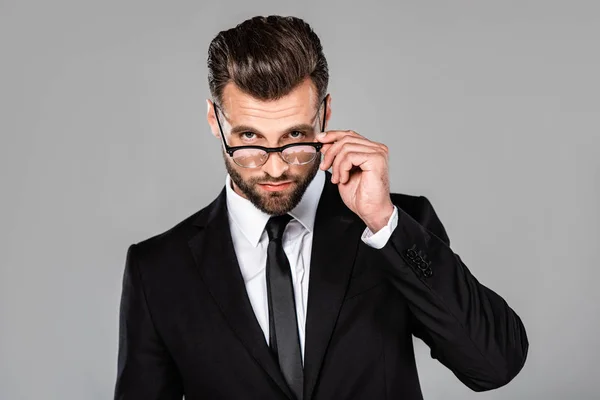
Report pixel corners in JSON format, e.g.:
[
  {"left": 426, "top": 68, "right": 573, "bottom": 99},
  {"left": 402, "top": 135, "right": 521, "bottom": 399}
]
[{"left": 213, "top": 96, "right": 327, "bottom": 168}]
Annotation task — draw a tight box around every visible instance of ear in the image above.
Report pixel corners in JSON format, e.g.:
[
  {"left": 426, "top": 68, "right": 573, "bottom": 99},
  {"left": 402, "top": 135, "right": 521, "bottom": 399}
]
[
  {"left": 323, "top": 93, "right": 332, "bottom": 131},
  {"left": 206, "top": 98, "right": 220, "bottom": 139}
]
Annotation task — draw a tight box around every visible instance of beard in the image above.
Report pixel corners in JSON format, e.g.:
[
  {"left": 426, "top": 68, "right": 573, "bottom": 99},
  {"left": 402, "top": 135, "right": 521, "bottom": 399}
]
[{"left": 223, "top": 151, "right": 321, "bottom": 216}]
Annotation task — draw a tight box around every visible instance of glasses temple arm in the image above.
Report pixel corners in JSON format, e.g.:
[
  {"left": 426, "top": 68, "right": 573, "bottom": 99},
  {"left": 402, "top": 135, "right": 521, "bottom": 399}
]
[{"left": 213, "top": 102, "right": 230, "bottom": 151}]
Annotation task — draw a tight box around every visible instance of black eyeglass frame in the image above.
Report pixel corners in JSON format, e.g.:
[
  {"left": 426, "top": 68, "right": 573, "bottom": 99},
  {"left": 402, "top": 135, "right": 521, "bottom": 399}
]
[{"left": 213, "top": 95, "right": 328, "bottom": 168}]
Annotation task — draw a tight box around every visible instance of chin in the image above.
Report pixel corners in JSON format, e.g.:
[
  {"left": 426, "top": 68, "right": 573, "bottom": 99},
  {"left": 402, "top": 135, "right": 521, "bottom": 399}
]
[{"left": 257, "top": 191, "right": 296, "bottom": 215}]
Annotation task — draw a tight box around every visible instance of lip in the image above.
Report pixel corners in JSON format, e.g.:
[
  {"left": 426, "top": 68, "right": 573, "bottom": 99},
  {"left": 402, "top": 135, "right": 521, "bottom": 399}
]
[{"left": 258, "top": 181, "right": 293, "bottom": 192}]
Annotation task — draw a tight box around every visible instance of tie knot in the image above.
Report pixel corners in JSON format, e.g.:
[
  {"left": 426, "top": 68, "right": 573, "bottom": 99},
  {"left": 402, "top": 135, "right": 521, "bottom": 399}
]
[{"left": 265, "top": 214, "right": 293, "bottom": 241}]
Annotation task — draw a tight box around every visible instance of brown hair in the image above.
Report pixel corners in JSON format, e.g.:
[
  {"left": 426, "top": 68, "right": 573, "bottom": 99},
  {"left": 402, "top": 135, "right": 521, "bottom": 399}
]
[{"left": 207, "top": 15, "right": 329, "bottom": 107}]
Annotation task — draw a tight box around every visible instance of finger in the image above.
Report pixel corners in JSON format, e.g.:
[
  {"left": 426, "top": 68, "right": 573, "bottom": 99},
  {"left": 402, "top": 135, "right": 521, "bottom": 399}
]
[
  {"left": 332, "top": 150, "right": 388, "bottom": 183},
  {"left": 341, "top": 151, "right": 389, "bottom": 184},
  {"left": 321, "top": 137, "right": 381, "bottom": 170},
  {"left": 320, "top": 131, "right": 386, "bottom": 156},
  {"left": 316, "top": 129, "right": 363, "bottom": 143},
  {"left": 321, "top": 135, "right": 379, "bottom": 161},
  {"left": 330, "top": 145, "right": 379, "bottom": 182},
  {"left": 325, "top": 140, "right": 380, "bottom": 176},
  {"left": 320, "top": 142, "right": 334, "bottom": 156},
  {"left": 335, "top": 152, "right": 373, "bottom": 184}
]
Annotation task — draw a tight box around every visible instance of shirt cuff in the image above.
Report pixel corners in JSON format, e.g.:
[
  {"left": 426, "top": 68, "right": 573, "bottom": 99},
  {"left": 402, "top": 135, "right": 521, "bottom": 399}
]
[{"left": 361, "top": 205, "right": 399, "bottom": 249}]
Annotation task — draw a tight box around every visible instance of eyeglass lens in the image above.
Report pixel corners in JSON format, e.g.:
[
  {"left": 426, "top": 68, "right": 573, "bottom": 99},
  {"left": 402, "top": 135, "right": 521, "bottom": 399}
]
[{"left": 232, "top": 145, "right": 318, "bottom": 168}]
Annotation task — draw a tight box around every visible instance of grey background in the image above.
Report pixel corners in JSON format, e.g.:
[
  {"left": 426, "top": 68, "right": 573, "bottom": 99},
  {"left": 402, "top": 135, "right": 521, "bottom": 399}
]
[{"left": 1, "top": 0, "right": 598, "bottom": 399}]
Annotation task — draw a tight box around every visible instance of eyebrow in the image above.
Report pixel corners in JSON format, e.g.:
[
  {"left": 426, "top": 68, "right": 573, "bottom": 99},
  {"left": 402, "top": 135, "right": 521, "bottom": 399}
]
[{"left": 229, "top": 123, "right": 317, "bottom": 136}]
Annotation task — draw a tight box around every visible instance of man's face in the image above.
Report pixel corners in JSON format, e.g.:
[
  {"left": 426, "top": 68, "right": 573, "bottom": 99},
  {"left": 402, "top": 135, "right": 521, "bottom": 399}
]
[{"left": 207, "top": 78, "right": 329, "bottom": 216}]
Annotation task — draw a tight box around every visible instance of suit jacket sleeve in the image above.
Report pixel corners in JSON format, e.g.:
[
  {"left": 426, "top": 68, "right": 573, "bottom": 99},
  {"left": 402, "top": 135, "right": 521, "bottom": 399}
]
[
  {"left": 379, "top": 195, "right": 529, "bottom": 392},
  {"left": 114, "top": 244, "right": 184, "bottom": 399}
]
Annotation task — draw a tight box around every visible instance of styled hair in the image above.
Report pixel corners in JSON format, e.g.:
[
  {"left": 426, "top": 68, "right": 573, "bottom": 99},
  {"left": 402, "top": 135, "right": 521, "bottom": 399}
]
[{"left": 207, "top": 15, "right": 329, "bottom": 107}]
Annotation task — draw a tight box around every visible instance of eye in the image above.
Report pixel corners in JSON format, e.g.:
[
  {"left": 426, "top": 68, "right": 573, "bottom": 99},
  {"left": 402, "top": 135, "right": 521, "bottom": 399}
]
[
  {"left": 289, "top": 131, "right": 305, "bottom": 139},
  {"left": 240, "top": 132, "right": 257, "bottom": 140}
]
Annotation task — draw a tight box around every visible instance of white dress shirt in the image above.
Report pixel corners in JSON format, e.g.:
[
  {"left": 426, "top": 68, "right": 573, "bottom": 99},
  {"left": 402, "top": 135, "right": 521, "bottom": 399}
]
[{"left": 225, "top": 169, "right": 398, "bottom": 362}]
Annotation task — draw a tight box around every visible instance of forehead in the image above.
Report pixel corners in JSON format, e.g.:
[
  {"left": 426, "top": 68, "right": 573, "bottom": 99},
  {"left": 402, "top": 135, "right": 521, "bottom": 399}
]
[{"left": 220, "top": 78, "right": 319, "bottom": 127}]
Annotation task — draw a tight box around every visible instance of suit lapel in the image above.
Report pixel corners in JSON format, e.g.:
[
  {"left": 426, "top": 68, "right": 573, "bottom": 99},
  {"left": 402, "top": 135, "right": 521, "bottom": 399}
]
[
  {"left": 187, "top": 188, "right": 294, "bottom": 399},
  {"left": 303, "top": 172, "right": 365, "bottom": 400}
]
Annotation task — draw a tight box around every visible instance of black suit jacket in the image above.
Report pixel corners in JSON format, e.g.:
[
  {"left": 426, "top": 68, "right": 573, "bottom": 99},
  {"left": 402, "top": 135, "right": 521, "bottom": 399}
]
[{"left": 115, "top": 171, "right": 528, "bottom": 399}]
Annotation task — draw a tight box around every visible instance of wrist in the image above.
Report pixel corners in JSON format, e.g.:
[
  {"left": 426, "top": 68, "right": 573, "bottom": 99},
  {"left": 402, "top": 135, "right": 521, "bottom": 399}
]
[{"left": 363, "top": 202, "right": 395, "bottom": 233}]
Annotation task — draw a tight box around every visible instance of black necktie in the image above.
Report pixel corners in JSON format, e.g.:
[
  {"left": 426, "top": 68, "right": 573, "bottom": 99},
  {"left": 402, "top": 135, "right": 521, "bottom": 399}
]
[{"left": 265, "top": 214, "right": 304, "bottom": 400}]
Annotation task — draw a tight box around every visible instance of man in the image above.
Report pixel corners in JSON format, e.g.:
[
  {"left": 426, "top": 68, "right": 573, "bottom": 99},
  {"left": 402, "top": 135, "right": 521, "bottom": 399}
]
[{"left": 114, "top": 15, "right": 528, "bottom": 400}]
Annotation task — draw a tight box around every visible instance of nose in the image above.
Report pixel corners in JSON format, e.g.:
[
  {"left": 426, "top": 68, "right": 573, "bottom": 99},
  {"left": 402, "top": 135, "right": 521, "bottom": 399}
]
[{"left": 260, "top": 152, "right": 290, "bottom": 178}]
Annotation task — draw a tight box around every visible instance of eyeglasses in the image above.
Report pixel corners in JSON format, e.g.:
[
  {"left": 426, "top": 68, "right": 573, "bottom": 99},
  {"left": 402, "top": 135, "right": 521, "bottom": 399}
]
[{"left": 213, "top": 96, "right": 327, "bottom": 168}]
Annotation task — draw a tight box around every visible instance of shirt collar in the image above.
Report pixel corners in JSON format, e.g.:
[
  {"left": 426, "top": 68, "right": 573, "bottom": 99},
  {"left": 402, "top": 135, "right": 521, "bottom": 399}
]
[{"left": 225, "top": 169, "right": 325, "bottom": 247}]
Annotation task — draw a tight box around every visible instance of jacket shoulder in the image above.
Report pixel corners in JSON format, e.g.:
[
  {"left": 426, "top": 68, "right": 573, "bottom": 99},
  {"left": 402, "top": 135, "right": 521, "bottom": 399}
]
[{"left": 130, "top": 197, "right": 217, "bottom": 260}]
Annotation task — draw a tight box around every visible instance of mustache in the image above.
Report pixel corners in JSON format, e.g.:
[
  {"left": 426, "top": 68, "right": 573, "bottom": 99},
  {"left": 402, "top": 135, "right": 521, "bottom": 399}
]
[{"left": 250, "top": 175, "right": 297, "bottom": 184}]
